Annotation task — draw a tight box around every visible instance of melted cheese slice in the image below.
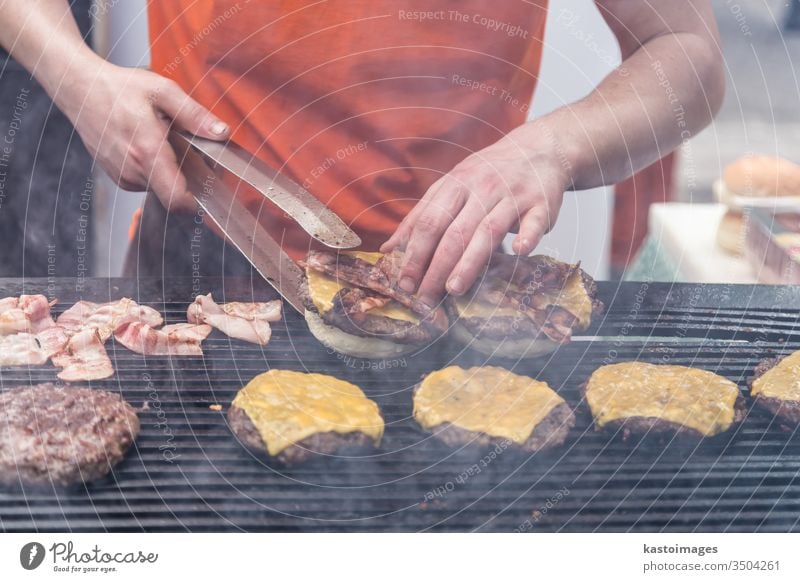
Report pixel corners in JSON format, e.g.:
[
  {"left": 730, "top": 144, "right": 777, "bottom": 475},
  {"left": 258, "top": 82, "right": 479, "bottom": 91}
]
[
  {"left": 232, "top": 369, "right": 384, "bottom": 456},
  {"left": 585, "top": 362, "right": 740, "bottom": 436},
  {"left": 306, "top": 251, "right": 419, "bottom": 324},
  {"left": 454, "top": 269, "right": 593, "bottom": 328},
  {"left": 751, "top": 350, "right": 800, "bottom": 401},
  {"left": 413, "top": 366, "right": 566, "bottom": 444}
]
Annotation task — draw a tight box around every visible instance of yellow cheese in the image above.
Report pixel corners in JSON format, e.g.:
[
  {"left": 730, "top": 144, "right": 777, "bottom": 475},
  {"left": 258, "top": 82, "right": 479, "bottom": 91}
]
[
  {"left": 585, "top": 362, "right": 740, "bottom": 436},
  {"left": 306, "top": 251, "right": 419, "bottom": 324},
  {"left": 232, "top": 370, "right": 384, "bottom": 456},
  {"left": 454, "top": 269, "right": 593, "bottom": 328},
  {"left": 751, "top": 350, "right": 800, "bottom": 401},
  {"left": 413, "top": 366, "right": 566, "bottom": 444}
]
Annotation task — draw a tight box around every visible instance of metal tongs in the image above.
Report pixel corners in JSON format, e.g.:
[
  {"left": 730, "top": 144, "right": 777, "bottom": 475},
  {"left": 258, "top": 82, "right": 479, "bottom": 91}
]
[{"left": 170, "top": 131, "right": 361, "bottom": 313}]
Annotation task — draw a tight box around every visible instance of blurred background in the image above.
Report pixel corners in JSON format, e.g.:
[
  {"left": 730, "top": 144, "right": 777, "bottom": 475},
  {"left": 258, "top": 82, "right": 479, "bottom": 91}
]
[{"left": 0, "top": 0, "right": 798, "bottom": 282}]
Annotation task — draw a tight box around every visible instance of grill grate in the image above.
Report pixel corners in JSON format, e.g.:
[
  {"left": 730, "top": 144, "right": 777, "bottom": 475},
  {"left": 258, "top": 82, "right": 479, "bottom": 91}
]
[{"left": 1, "top": 278, "right": 800, "bottom": 532}]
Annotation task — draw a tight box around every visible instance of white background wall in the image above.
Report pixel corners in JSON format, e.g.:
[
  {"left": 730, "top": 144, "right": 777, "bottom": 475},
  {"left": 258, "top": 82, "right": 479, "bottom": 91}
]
[
  {"left": 524, "top": 0, "right": 618, "bottom": 279},
  {"left": 94, "top": 0, "right": 616, "bottom": 278}
]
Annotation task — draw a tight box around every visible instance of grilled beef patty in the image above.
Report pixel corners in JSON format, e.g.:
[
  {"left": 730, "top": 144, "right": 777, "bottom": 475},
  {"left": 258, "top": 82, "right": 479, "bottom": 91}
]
[
  {"left": 580, "top": 380, "right": 747, "bottom": 441},
  {"left": 423, "top": 402, "right": 576, "bottom": 453},
  {"left": 446, "top": 268, "right": 603, "bottom": 342},
  {"left": 0, "top": 384, "right": 139, "bottom": 486},
  {"left": 750, "top": 356, "right": 800, "bottom": 425},
  {"left": 227, "top": 405, "right": 375, "bottom": 466},
  {"left": 300, "top": 277, "right": 437, "bottom": 344}
]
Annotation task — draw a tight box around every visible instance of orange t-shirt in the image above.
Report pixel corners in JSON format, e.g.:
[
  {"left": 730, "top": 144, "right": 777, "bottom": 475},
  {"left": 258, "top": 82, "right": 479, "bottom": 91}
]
[{"left": 148, "top": 1, "right": 548, "bottom": 259}]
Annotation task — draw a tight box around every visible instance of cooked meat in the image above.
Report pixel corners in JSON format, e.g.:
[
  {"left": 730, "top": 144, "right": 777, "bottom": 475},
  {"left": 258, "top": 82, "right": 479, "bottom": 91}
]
[
  {"left": 51, "top": 329, "right": 114, "bottom": 382},
  {"left": 448, "top": 255, "right": 603, "bottom": 346},
  {"left": 425, "top": 402, "right": 575, "bottom": 453},
  {"left": 57, "top": 298, "right": 163, "bottom": 340},
  {"left": 300, "top": 250, "right": 448, "bottom": 334},
  {"left": 414, "top": 366, "right": 575, "bottom": 453},
  {"left": 0, "top": 333, "right": 49, "bottom": 366},
  {"left": 749, "top": 355, "right": 800, "bottom": 425},
  {"left": 0, "top": 384, "right": 139, "bottom": 486},
  {"left": 227, "top": 405, "right": 375, "bottom": 466},
  {"left": 114, "top": 321, "right": 212, "bottom": 356},
  {"left": 187, "top": 294, "right": 281, "bottom": 345},
  {"left": 333, "top": 287, "right": 393, "bottom": 316},
  {"left": 300, "top": 278, "right": 437, "bottom": 344},
  {"left": 584, "top": 362, "right": 746, "bottom": 441}
]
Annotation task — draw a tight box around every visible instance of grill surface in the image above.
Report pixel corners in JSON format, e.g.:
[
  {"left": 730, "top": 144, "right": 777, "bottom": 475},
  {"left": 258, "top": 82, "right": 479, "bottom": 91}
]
[{"left": 1, "top": 277, "right": 800, "bottom": 532}]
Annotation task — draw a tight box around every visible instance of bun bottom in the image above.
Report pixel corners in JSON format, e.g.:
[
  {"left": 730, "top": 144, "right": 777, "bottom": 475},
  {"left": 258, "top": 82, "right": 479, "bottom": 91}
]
[
  {"left": 450, "top": 321, "right": 558, "bottom": 359},
  {"left": 304, "top": 310, "right": 419, "bottom": 359},
  {"left": 716, "top": 209, "right": 746, "bottom": 256}
]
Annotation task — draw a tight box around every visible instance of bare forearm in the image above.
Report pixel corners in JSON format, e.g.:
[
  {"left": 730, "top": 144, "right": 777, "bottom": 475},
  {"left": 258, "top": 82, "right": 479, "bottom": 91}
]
[
  {"left": 0, "top": 0, "right": 100, "bottom": 112},
  {"left": 527, "top": 32, "right": 723, "bottom": 190}
]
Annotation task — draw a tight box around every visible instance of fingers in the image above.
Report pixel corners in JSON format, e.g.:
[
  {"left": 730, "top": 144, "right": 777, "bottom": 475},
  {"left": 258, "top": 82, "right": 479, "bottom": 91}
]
[
  {"left": 156, "top": 80, "right": 229, "bottom": 140},
  {"left": 447, "top": 200, "right": 520, "bottom": 296},
  {"left": 146, "top": 139, "right": 195, "bottom": 213},
  {"left": 396, "top": 177, "right": 468, "bottom": 294},
  {"left": 415, "top": 198, "right": 494, "bottom": 303},
  {"left": 381, "top": 177, "right": 447, "bottom": 253},
  {"left": 512, "top": 202, "right": 559, "bottom": 255}
]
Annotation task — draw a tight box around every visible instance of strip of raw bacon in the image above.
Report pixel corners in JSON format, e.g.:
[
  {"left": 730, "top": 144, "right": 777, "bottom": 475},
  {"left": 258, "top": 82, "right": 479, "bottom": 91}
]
[
  {"left": 57, "top": 298, "right": 163, "bottom": 340},
  {"left": 300, "top": 251, "right": 448, "bottom": 333},
  {"left": 0, "top": 294, "right": 58, "bottom": 335},
  {"left": 187, "top": 294, "right": 281, "bottom": 345},
  {"left": 35, "top": 325, "right": 71, "bottom": 359},
  {"left": 51, "top": 328, "right": 114, "bottom": 381},
  {"left": 0, "top": 333, "right": 49, "bottom": 366},
  {"left": 114, "top": 321, "right": 211, "bottom": 356}
]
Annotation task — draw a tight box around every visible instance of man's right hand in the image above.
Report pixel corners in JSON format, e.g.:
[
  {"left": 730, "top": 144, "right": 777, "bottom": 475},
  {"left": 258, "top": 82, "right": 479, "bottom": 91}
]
[{"left": 60, "top": 61, "right": 229, "bottom": 212}]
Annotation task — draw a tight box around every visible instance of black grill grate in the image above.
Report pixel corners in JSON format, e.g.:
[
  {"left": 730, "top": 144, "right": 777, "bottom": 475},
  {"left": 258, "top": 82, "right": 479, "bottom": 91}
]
[{"left": 1, "top": 278, "right": 800, "bottom": 532}]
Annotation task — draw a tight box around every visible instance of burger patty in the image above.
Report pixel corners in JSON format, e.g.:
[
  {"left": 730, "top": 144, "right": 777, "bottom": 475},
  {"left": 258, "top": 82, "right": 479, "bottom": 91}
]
[
  {"left": 227, "top": 405, "right": 376, "bottom": 466},
  {"left": 750, "top": 356, "right": 800, "bottom": 425},
  {"left": 580, "top": 380, "right": 747, "bottom": 441},
  {"left": 300, "top": 278, "right": 437, "bottom": 344},
  {"left": 414, "top": 383, "right": 575, "bottom": 453},
  {"left": 0, "top": 384, "right": 139, "bottom": 486},
  {"left": 447, "top": 270, "right": 603, "bottom": 341}
]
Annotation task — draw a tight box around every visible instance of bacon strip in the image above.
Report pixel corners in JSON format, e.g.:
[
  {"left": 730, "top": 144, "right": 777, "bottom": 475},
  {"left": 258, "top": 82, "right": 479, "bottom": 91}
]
[
  {"left": 114, "top": 321, "right": 211, "bottom": 356},
  {"left": 300, "top": 251, "right": 448, "bottom": 333},
  {"left": 471, "top": 254, "right": 583, "bottom": 344},
  {"left": 0, "top": 333, "right": 49, "bottom": 366},
  {"left": 51, "top": 328, "right": 114, "bottom": 382},
  {"left": 0, "top": 294, "right": 58, "bottom": 335},
  {"left": 187, "top": 294, "right": 281, "bottom": 346},
  {"left": 57, "top": 298, "right": 163, "bottom": 340}
]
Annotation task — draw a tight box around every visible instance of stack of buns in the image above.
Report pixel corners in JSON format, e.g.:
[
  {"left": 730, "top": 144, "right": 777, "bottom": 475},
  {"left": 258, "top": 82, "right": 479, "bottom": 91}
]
[{"left": 715, "top": 155, "right": 800, "bottom": 255}]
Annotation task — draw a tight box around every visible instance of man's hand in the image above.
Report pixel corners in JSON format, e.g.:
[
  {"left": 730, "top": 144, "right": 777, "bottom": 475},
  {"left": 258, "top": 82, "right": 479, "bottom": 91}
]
[
  {"left": 0, "top": 0, "right": 229, "bottom": 212},
  {"left": 381, "top": 129, "right": 568, "bottom": 304},
  {"left": 384, "top": 0, "right": 724, "bottom": 303},
  {"left": 63, "top": 62, "right": 229, "bottom": 211}
]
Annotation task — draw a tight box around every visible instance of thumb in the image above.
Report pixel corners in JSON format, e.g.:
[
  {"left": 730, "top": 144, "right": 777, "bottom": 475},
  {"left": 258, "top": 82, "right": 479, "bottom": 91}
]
[{"left": 157, "top": 80, "right": 229, "bottom": 140}]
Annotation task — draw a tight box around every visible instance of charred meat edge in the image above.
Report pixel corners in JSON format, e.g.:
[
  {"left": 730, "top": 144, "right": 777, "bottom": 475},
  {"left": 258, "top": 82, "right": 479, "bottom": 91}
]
[
  {"left": 749, "top": 356, "right": 800, "bottom": 425},
  {"left": 412, "top": 384, "right": 576, "bottom": 453},
  {"left": 448, "top": 269, "right": 603, "bottom": 342},
  {"left": 227, "top": 405, "right": 377, "bottom": 466},
  {"left": 299, "top": 251, "right": 448, "bottom": 334},
  {"left": 299, "top": 274, "right": 438, "bottom": 344},
  {"left": 579, "top": 378, "right": 747, "bottom": 441},
  {"left": 0, "top": 384, "right": 139, "bottom": 487}
]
